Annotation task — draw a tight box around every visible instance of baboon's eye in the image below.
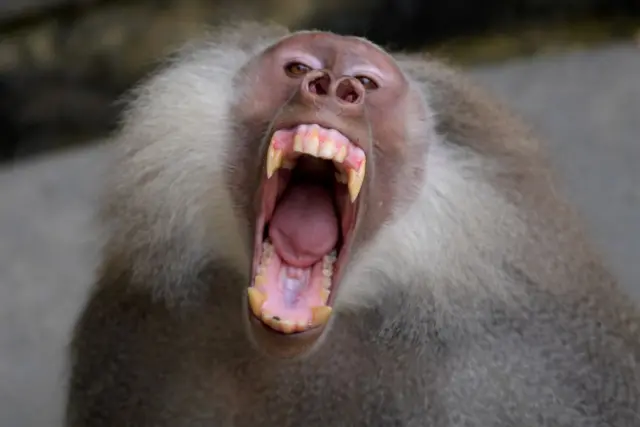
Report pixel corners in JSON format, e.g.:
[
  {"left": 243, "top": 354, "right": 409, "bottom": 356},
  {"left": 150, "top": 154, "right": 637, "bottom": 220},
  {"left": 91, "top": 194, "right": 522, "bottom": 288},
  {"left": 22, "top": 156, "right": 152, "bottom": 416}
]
[
  {"left": 285, "top": 62, "right": 312, "bottom": 77},
  {"left": 355, "top": 75, "right": 379, "bottom": 90}
]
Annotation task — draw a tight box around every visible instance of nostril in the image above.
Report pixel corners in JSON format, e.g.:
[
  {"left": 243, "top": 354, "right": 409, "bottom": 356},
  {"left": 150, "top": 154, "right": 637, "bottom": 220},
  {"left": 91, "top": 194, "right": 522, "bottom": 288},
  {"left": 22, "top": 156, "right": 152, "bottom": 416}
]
[
  {"left": 335, "top": 78, "right": 364, "bottom": 104},
  {"left": 307, "top": 74, "right": 331, "bottom": 96}
]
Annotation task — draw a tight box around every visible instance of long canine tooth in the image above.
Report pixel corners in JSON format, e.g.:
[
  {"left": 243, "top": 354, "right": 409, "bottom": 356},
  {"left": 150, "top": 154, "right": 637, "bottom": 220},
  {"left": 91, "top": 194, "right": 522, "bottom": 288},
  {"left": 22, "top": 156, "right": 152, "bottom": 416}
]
[
  {"left": 318, "top": 139, "right": 337, "bottom": 159},
  {"left": 310, "top": 306, "right": 332, "bottom": 327},
  {"left": 347, "top": 158, "right": 366, "bottom": 202},
  {"left": 266, "top": 144, "right": 283, "bottom": 178},
  {"left": 247, "top": 288, "right": 266, "bottom": 317}
]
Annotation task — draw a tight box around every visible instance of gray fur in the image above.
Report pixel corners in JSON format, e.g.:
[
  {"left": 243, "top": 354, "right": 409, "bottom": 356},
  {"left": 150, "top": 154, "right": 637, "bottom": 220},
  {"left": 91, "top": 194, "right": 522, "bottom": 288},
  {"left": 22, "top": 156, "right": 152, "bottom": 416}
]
[{"left": 65, "top": 23, "right": 640, "bottom": 427}]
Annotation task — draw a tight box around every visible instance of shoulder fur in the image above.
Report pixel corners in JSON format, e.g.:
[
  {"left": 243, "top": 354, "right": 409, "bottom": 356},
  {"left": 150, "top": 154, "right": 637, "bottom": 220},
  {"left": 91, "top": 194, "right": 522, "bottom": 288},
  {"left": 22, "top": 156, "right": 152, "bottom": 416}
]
[{"left": 99, "top": 23, "right": 289, "bottom": 299}]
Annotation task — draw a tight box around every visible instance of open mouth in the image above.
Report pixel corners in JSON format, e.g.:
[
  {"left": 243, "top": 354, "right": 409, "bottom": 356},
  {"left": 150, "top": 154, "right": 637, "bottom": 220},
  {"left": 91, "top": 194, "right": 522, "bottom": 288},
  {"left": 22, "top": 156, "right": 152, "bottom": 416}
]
[{"left": 248, "top": 123, "right": 366, "bottom": 334}]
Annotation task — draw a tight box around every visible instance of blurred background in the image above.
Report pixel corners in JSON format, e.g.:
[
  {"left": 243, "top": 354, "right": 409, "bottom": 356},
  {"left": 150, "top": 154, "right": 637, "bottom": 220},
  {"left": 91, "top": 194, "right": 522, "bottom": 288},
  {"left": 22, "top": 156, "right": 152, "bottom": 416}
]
[
  {"left": 0, "top": 0, "right": 639, "bottom": 426},
  {"left": 0, "top": 0, "right": 639, "bottom": 161}
]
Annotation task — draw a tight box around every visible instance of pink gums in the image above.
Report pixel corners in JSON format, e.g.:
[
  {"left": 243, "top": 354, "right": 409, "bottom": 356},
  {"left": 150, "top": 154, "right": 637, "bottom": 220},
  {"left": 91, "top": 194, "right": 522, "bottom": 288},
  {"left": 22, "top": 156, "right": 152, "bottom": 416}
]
[{"left": 270, "top": 125, "right": 366, "bottom": 172}]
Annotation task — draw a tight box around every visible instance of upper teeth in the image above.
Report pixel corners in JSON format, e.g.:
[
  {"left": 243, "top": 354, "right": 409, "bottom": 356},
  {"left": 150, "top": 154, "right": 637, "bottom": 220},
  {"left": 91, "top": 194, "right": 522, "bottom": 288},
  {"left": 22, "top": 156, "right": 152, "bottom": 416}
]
[{"left": 266, "top": 124, "right": 366, "bottom": 202}]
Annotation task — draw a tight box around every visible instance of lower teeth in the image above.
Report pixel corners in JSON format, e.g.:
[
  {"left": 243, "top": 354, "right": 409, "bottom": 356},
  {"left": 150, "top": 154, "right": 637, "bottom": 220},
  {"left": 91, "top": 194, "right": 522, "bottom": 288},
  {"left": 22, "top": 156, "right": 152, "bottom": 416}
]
[
  {"left": 258, "top": 241, "right": 336, "bottom": 281},
  {"left": 250, "top": 241, "right": 337, "bottom": 331}
]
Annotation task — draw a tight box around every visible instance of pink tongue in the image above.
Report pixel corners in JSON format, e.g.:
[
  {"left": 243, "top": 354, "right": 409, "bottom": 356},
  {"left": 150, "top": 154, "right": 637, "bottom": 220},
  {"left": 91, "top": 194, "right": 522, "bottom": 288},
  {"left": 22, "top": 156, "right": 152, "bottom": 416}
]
[{"left": 268, "top": 183, "right": 338, "bottom": 268}]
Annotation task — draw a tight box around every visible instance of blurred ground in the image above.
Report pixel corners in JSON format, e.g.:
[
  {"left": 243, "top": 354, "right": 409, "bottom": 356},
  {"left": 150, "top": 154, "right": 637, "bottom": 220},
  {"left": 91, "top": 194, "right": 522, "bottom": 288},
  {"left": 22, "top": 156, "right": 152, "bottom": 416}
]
[{"left": 1, "top": 42, "right": 639, "bottom": 426}]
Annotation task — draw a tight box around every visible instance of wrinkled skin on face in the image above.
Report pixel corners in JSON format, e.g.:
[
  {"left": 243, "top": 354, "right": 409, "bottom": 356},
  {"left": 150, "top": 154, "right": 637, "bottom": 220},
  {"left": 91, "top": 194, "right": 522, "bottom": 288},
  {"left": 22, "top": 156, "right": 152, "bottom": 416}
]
[{"left": 224, "top": 31, "right": 431, "bottom": 355}]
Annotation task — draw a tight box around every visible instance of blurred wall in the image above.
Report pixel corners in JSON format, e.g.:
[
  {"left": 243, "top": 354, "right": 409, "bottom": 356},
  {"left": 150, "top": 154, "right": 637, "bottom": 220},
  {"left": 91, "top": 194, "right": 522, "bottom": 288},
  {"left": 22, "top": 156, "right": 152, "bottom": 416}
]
[{"left": 0, "top": 0, "right": 638, "bottom": 163}]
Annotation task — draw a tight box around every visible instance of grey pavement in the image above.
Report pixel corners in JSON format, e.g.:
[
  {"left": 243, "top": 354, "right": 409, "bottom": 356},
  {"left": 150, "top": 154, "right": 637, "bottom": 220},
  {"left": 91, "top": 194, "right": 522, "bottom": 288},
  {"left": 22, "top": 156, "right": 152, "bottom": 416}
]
[{"left": 1, "top": 42, "right": 639, "bottom": 426}]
